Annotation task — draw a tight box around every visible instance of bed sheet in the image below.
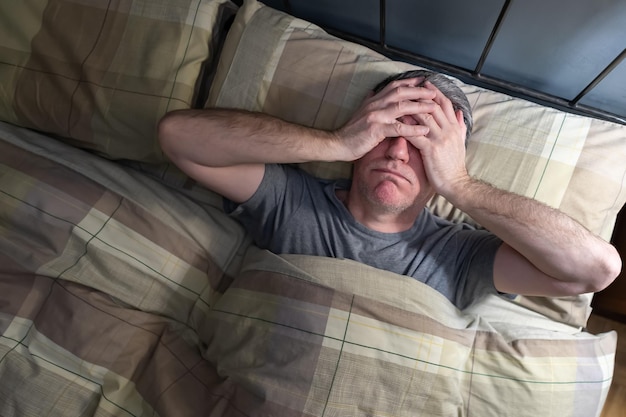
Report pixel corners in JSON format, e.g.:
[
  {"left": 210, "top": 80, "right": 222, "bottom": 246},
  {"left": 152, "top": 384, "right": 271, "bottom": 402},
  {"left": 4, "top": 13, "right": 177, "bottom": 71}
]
[{"left": 0, "top": 121, "right": 617, "bottom": 416}]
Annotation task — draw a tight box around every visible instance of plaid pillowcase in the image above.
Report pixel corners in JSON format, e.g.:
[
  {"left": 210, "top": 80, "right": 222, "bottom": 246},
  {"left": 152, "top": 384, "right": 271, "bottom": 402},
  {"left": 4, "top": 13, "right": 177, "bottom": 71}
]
[{"left": 0, "top": 0, "right": 236, "bottom": 162}]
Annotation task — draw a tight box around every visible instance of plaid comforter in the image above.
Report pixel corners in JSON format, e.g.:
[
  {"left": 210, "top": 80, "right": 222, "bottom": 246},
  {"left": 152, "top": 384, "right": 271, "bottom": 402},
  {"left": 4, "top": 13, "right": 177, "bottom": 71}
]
[{"left": 0, "top": 121, "right": 616, "bottom": 416}]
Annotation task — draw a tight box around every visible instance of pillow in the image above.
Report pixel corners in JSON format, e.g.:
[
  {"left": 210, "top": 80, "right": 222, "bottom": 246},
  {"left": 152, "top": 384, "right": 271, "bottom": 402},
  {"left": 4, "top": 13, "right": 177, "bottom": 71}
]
[
  {"left": 0, "top": 0, "right": 236, "bottom": 162},
  {"left": 206, "top": 0, "right": 626, "bottom": 326}
]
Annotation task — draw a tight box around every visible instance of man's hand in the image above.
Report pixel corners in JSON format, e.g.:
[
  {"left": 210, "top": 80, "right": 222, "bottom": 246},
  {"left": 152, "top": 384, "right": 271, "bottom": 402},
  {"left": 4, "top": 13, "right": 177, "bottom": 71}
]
[
  {"left": 334, "top": 77, "right": 438, "bottom": 161},
  {"left": 406, "top": 81, "right": 470, "bottom": 199},
  {"left": 403, "top": 82, "right": 622, "bottom": 297}
]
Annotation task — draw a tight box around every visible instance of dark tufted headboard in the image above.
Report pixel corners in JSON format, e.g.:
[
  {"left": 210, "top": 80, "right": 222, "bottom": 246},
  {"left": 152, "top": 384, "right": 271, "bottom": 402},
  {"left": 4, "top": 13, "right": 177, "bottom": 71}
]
[{"left": 256, "top": 0, "right": 626, "bottom": 125}]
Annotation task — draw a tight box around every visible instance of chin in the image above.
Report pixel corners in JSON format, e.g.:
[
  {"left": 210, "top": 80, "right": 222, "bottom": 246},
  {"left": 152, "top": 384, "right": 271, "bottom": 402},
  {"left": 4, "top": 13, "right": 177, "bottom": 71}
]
[
  {"left": 357, "top": 179, "right": 419, "bottom": 213},
  {"left": 370, "top": 192, "right": 413, "bottom": 214}
]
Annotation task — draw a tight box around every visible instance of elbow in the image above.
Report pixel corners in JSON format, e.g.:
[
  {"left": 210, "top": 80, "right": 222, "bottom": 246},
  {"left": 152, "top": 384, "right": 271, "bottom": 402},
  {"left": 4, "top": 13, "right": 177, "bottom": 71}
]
[
  {"left": 157, "top": 113, "right": 175, "bottom": 159},
  {"left": 157, "top": 110, "right": 186, "bottom": 161},
  {"left": 587, "top": 245, "right": 622, "bottom": 293}
]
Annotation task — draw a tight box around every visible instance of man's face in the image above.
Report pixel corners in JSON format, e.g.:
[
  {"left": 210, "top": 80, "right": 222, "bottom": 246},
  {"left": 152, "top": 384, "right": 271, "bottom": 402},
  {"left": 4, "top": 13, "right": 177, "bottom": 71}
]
[{"left": 351, "top": 115, "right": 434, "bottom": 214}]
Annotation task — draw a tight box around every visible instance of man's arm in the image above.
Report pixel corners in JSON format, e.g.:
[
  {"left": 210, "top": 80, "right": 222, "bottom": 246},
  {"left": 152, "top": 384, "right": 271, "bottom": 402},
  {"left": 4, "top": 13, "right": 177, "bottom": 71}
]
[
  {"left": 158, "top": 77, "right": 437, "bottom": 203},
  {"left": 158, "top": 109, "right": 337, "bottom": 202},
  {"left": 409, "top": 82, "right": 621, "bottom": 296},
  {"left": 451, "top": 179, "right": 621, "bottom": 296}
]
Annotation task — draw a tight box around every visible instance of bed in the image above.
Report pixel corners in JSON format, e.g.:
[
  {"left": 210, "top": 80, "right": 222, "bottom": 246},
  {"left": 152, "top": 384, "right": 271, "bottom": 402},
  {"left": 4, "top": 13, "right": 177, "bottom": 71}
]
[{"left": 1, "top": 0, "right": 626, "bottom": 416}]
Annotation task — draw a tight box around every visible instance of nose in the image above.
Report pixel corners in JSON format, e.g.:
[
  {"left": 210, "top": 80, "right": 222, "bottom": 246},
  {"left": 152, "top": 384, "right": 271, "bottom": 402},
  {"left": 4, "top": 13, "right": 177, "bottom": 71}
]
[{"left": 385, "top": 137, "right": 410, "bottom": 162}]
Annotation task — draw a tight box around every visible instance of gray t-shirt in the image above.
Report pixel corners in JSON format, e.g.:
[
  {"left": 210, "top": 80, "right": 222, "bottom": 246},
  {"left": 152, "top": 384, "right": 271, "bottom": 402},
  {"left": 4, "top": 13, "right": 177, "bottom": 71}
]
[{"left": 226, "top": 164, "right": 503, "bottom": 308}]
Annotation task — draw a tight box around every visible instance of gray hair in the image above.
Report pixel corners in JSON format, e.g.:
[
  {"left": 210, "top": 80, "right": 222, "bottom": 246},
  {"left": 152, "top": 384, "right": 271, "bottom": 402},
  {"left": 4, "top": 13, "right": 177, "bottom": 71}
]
[{"left": 373, "top": 70, "right": 473, "bottom": 143}]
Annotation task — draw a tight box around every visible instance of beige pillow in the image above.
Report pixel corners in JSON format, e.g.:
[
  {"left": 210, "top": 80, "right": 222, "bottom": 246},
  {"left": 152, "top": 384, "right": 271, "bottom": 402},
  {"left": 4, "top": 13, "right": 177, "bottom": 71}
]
[
  {"left": 0, "top": 0, "right": 236, "bottom": 162},
  {"left": 207, "top": 0, "right": 626, "bottom": 326}
]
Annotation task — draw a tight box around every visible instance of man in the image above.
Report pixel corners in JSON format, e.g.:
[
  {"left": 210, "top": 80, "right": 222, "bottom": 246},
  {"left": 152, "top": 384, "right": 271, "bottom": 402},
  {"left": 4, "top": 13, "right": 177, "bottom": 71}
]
[{"left": 158, "top": 70, "right": 621, "bottom": 308}]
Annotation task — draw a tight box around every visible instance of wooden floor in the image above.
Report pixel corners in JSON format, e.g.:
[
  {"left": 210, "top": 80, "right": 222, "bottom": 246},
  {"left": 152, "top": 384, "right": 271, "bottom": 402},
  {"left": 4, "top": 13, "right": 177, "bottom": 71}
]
[{"left": 587, "top": 313, "right": 626, "bottom": 417}]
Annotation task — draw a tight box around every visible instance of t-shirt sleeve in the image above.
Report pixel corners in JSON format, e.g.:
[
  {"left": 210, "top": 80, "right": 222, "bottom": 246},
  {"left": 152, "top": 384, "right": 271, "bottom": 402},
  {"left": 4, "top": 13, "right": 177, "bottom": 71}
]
[
  {"left": 452, "top": 228, "right": 507, "bottom": 308},
  {"left": 223, "top": 164, "right": 308, "bottom": 249}
]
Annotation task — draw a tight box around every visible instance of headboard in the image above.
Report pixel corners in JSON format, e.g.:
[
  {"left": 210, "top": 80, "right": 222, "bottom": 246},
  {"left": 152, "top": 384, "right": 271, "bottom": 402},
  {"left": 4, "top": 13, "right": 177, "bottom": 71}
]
[{"left": 255, "top": 0, "right": 626, "bottom": 126}]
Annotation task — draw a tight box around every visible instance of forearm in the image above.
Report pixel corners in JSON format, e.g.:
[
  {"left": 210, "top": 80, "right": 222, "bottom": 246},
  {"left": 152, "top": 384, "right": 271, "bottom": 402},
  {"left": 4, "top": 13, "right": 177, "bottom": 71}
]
[
  {"left": 447, "top": 177, "right": 621, "bottom": 291},
  {"left": 158, "top": 108, "right": 343, "bottom": 167}
]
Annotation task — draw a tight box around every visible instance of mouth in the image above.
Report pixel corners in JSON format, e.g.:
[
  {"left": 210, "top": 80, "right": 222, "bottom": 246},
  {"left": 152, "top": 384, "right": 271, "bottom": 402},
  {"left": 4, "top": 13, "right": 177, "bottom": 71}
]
[{"left": 372, "top": 168, "right": 411, "bottom": 183}]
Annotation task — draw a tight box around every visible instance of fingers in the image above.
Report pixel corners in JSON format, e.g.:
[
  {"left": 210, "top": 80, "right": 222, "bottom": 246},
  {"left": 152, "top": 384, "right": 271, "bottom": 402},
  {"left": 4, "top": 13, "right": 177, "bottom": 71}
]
[
  {"left": 409, "top": 81, "right": 465, "bottom": 143},
  {"left": 342, "top": 77, "right": 464, "bottom": 158},
  {"left": 424, "top": 81, "right": 457, "bottom": 122},
  {"left": 375, "top": 76, "right": 425, "bottom": 94},
  {"left": 367, "top": 77, "right": 436, "bottom": 110},
  {"left": 335, "top": 79, "right": 435, "bottom": 159},
  {"left": 456, "top": 109, "right": 467, "bottom": 140},
  {"left": 418, "top": 82, "right": 455, "bottom": 129},
  {"left": 367, "top": 78, "right": 461, "bottom": 136},
  {"left": 362, "top": 78, "right": 438, "bottom": 138},
  {"left": 390, "top": 119, "right": 430, "bottom": 139}
]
